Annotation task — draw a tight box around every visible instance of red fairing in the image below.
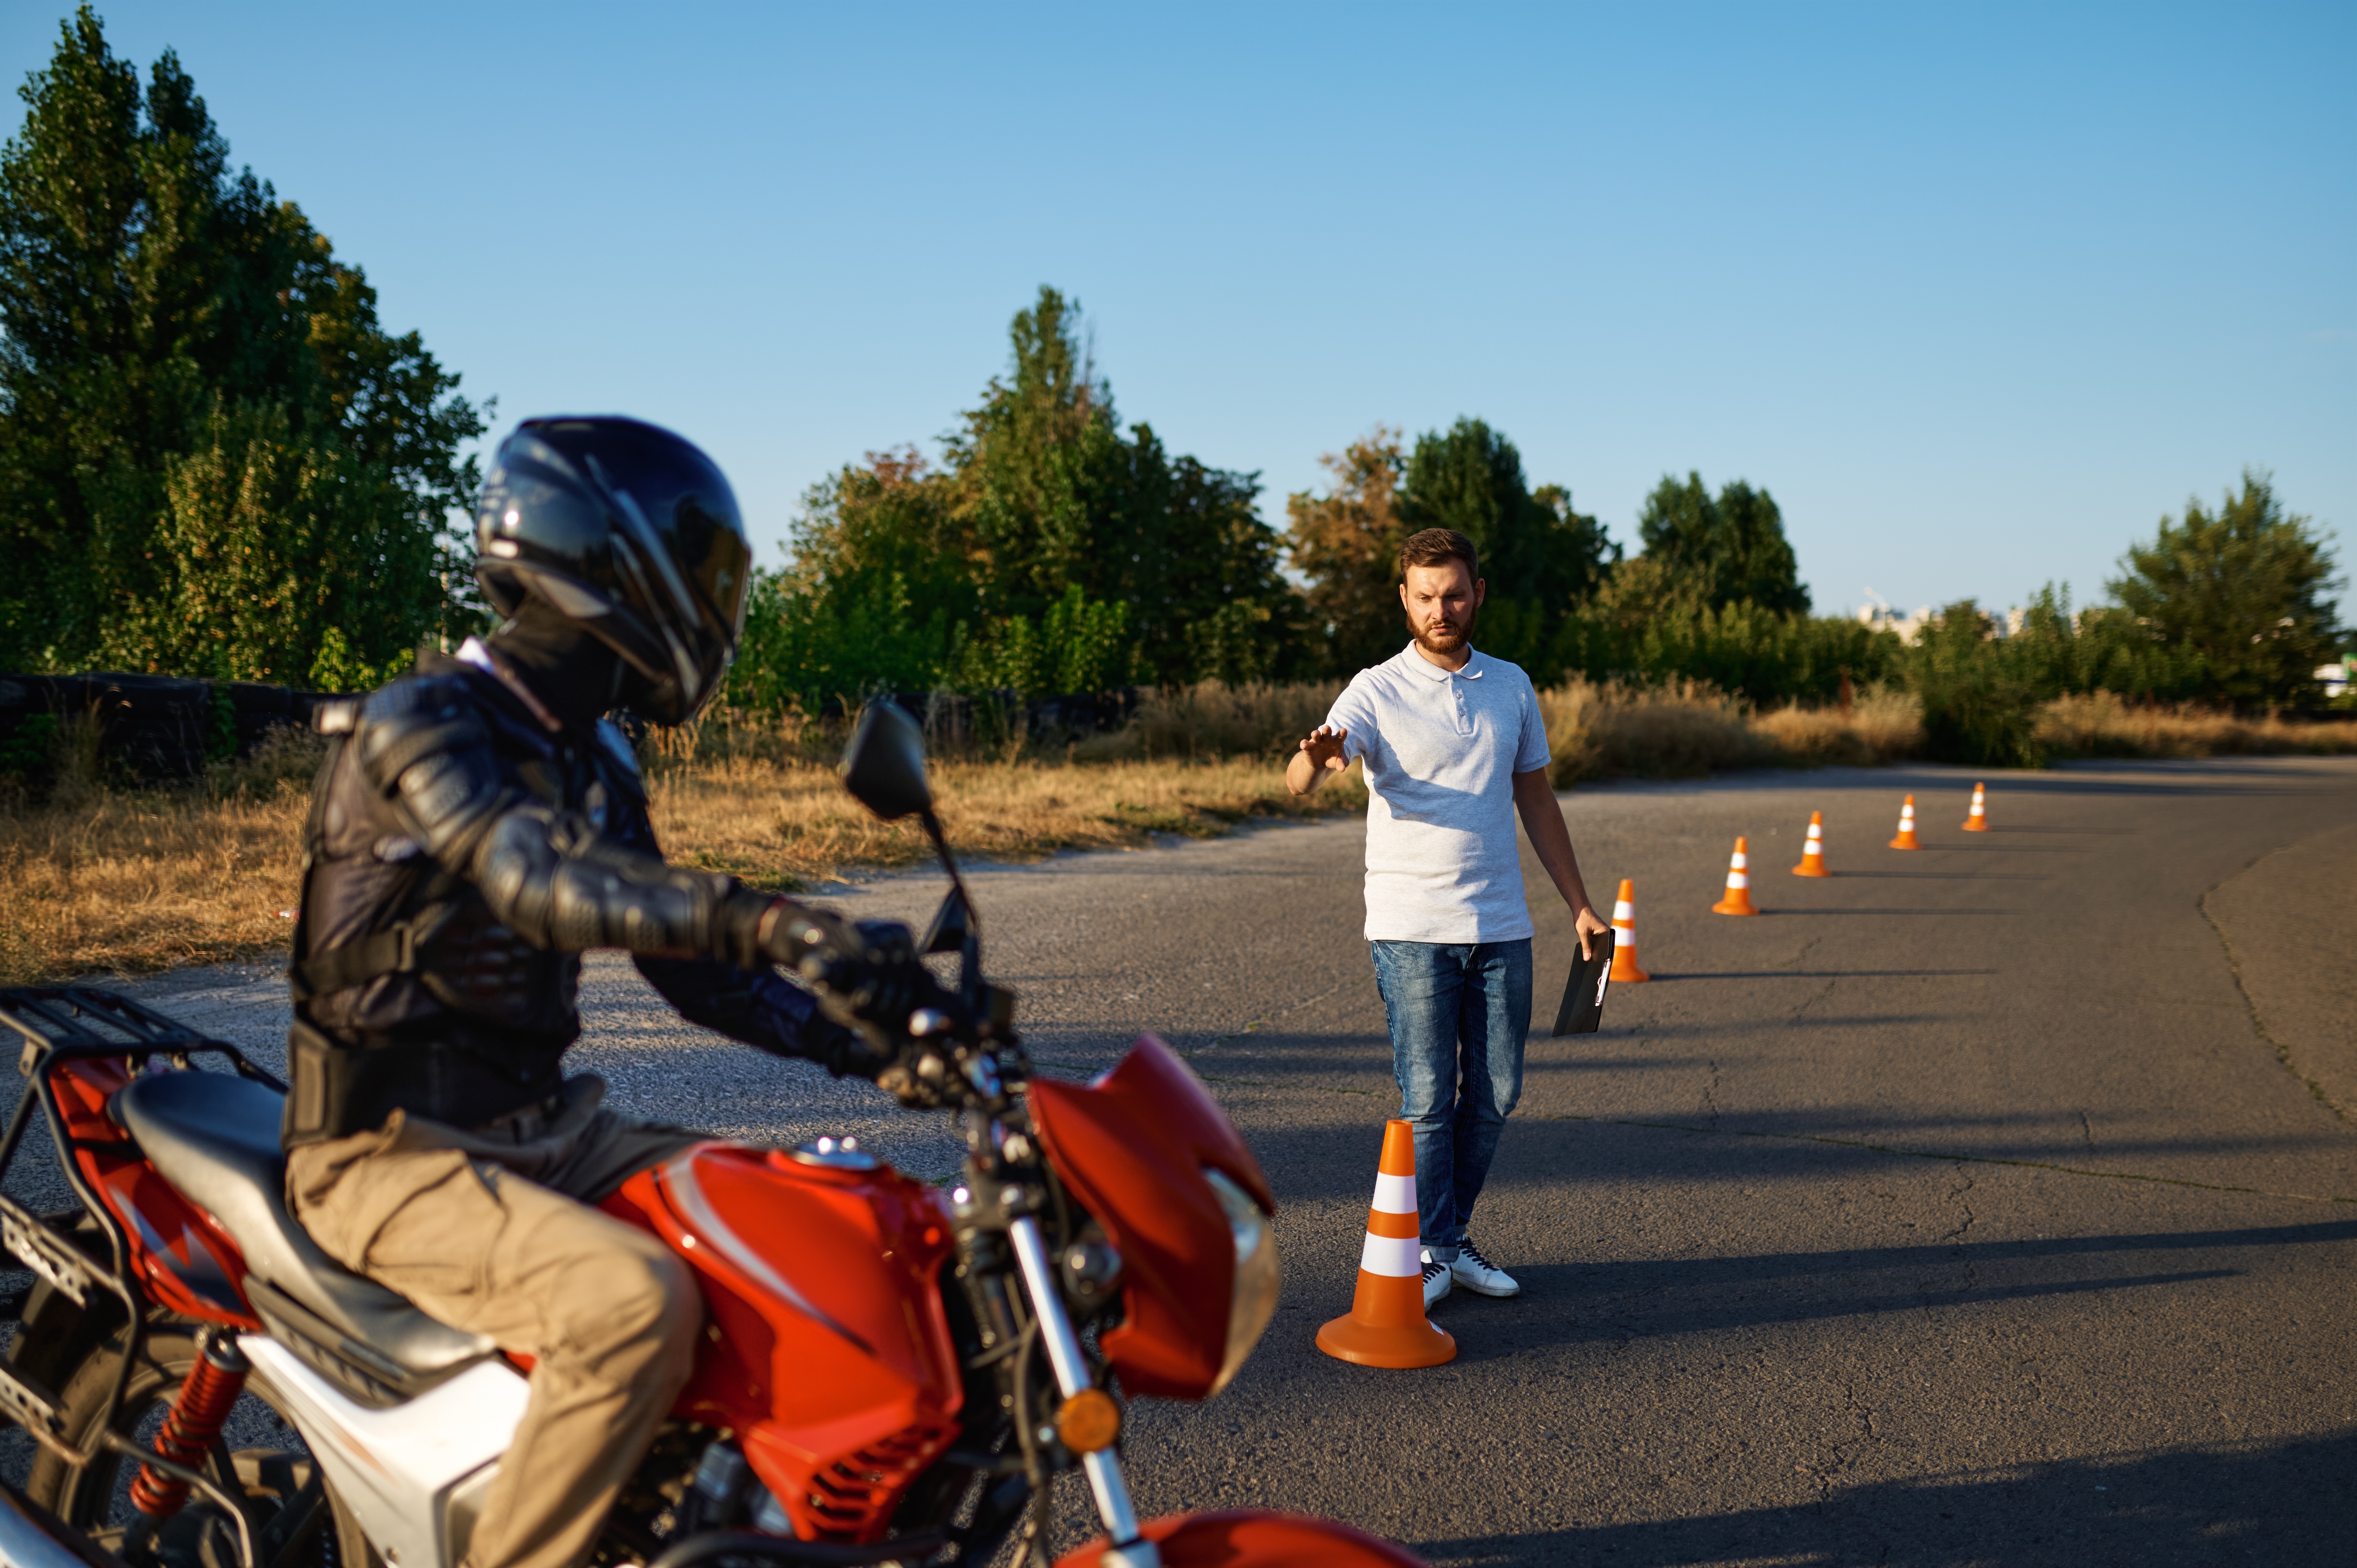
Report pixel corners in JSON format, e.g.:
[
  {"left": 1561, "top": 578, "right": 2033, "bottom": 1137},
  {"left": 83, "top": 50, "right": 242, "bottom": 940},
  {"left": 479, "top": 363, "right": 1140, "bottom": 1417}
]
[
  {"left": 1027, "top": 1035, "right": 1274, "bottom": 1401},
  {"left": 62, "top": 1061, "right": 259, "bottom": 1331},
  {"left": 604, "top": 1144, "right": 962, "bottom": 1543},
  {"left": 1056, "top": 1510, "right": 1429, "bottom": 1567}
]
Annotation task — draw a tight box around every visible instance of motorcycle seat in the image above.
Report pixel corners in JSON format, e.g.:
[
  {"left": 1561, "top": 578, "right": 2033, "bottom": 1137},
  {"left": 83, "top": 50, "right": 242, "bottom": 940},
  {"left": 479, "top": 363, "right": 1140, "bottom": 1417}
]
[{"left": 110, "top": 1070, "right": 498, "bottom": 1390}]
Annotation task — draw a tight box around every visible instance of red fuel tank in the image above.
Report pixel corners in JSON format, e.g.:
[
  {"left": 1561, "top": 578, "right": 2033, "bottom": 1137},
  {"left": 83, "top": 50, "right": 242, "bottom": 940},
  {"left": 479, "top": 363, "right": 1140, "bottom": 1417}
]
[{"left": 607, "top": 1142, "right": 961, "bottom": 1543}]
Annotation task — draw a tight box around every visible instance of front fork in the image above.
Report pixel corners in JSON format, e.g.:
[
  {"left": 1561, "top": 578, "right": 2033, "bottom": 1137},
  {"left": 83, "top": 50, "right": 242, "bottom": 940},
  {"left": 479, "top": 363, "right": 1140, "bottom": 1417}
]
[{"left": 1007, "top": 1217, "right": 1159, "bottom": 1568}]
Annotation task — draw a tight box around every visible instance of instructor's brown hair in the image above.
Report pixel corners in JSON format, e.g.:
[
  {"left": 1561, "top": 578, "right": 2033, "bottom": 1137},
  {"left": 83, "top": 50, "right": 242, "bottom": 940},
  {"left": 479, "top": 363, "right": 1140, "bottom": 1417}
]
[{"left": 1398, "top": 527, "right": 1479, "bottom": 583}]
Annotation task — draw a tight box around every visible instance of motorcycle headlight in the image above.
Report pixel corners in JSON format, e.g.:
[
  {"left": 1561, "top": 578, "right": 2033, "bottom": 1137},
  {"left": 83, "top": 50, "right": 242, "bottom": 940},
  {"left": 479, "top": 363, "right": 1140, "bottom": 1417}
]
[{"left": 1204, "top": 1168, "right": 1281, "bottom": 1396}]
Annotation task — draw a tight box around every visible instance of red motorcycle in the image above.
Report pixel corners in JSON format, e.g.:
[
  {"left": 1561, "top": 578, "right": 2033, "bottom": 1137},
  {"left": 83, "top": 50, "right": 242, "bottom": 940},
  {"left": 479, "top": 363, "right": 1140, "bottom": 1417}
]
[{"left": 0, "top": 705, "right": 1423, "bottom": 1568}]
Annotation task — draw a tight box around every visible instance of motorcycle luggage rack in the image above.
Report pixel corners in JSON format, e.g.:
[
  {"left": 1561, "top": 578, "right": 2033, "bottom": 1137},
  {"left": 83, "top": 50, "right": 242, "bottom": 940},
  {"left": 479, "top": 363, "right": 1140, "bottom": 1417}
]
[{"left": 0, "top": 984, "right": 284, "bottom": 1567}]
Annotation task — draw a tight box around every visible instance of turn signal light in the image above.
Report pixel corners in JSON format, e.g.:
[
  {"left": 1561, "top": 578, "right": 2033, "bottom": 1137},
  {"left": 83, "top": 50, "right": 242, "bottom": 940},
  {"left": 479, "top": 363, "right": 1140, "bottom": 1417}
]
[{"left": 1055, "top": 1388, "right": 1122, "bottom": 1454}]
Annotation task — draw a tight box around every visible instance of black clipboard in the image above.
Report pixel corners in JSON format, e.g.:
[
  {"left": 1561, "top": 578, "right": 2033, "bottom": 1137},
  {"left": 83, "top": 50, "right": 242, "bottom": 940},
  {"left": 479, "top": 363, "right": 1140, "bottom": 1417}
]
[{"left": 1550, "top": 938, "right": 1612, "bottom": 1037}]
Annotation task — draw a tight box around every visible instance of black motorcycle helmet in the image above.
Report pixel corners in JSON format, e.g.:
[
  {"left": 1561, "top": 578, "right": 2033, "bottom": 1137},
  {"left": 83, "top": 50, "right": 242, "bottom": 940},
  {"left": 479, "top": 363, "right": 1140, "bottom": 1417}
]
[{"left": 474, "top": 417, "right": 753, "bottom": 725}]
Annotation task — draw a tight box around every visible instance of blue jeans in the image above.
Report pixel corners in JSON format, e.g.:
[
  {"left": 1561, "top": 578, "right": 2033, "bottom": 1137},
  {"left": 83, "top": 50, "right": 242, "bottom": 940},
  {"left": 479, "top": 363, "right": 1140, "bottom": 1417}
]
[{"left": 1369, "top": 939, "right": 1532, "bottom": 1264}]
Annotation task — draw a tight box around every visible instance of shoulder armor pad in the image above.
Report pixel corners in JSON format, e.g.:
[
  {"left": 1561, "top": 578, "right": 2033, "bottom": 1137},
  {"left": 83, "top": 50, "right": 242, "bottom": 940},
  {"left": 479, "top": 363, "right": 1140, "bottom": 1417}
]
[
  {"left": 354, "top": 675, "right": 490, "bottom": 796},
  {"left": 358, "top": 671, "right": 471, "bottom": 727}
]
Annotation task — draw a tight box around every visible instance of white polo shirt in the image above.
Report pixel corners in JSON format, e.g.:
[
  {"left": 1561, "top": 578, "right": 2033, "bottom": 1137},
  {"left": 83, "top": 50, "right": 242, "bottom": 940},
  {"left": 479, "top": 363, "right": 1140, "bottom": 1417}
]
[{"left": 1324, "top": 644, "right": 1553, "bottom": 944}]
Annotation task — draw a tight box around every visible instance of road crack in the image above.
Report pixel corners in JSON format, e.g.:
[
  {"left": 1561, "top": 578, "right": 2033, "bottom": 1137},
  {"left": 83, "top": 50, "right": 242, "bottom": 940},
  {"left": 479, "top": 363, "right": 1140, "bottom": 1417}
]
[
  {"left": 1187, "top": 976, "right": 1353, "bottom": 1058},
  {"left": 1938, "top": 1168, "right": 1978, "bottom": 1250},
  {"left": 1787, "top": 978, "right": 1838, "bottom": 1024},
  {"left": 2200, "top": 852, "right": 2350, "bottom": 1121}
]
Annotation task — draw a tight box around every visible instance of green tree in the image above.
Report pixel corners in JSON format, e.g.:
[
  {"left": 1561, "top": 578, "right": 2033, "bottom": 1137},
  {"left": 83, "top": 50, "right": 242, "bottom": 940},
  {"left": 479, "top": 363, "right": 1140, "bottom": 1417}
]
[
  {"left": 945, "top": 288, "right": 1298, "bottom": 683},
  {"left": 1635, "top": 472, "right": 1809, "bottom": 616},
  {"left": 0, "top": 6, "right": 484, "bottom": 676},
  {"left": 2107, "top": 471, "right": 2341, "bottom": 707},
  {"left": 1287, "top": 419, "right": 1613, "bottom": 679},
  {"left": 1284, "top": 427, "right": 1407, "bottom": 676},
  {"left": 1396, "top": 418, "right": 1615, "bottom": 674},
  {"left": 759, "top": 285, "right": 1299, "bottom": 706}
]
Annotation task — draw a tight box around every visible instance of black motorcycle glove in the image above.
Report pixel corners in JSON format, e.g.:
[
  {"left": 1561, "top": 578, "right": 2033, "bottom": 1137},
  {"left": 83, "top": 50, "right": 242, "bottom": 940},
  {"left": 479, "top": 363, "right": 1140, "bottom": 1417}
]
[
  {"left": 761, "top": 909, "right": 931, "bottom": 1032},
  {"left": 814, "top": 1019, "right": 896, "bottom": 1082}
]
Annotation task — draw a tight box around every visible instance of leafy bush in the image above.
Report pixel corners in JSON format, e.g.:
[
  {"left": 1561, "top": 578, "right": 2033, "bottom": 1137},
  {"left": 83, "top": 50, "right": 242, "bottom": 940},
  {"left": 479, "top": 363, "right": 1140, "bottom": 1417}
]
[{"left": 1552, "top": 601, "right": 1903, "bottom": 705}]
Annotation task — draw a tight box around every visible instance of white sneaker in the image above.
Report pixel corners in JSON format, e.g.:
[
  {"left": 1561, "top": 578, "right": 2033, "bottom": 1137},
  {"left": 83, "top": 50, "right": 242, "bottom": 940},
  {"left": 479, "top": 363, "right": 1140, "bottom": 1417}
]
[
  {"left": 1420, "top": 1248, "right": 1452, "bottom": 1308},
  {"left": 1449, "top": 1240, "right": 1520, "bottom": 1298}
]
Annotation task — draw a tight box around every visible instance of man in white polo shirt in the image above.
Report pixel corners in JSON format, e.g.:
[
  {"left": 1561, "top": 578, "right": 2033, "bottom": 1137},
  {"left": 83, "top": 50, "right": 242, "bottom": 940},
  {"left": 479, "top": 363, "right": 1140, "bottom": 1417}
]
[{"left": 1287, "top": 527, "right": 1610, "bottom": 1307}]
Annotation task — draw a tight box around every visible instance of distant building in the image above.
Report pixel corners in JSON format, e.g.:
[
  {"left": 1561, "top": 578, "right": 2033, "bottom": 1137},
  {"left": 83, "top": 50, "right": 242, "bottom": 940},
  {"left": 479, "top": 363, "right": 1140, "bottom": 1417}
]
[
  {"left": 1855, "top": 596, "right": 2030, "bottom": 644},
  {"left": 2320, "top": 662, "right": 2350, "bottom": 699},
  {"left": 1856, "top": 590, "right": 1933, "bottom": 643}
]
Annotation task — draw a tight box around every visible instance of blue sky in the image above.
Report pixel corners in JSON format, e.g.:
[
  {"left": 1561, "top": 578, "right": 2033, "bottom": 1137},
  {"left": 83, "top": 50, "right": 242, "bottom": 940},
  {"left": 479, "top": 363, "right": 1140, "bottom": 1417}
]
[{"left": 6, "top": 2, "right": 2350, "bottom": 624}]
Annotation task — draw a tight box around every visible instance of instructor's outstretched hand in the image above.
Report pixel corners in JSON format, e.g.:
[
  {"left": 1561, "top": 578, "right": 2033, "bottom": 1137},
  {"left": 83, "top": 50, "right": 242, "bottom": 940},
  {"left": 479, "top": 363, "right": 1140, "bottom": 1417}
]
[{"left": 1286, "top": 724, "right": 1352, "bottom": 795}]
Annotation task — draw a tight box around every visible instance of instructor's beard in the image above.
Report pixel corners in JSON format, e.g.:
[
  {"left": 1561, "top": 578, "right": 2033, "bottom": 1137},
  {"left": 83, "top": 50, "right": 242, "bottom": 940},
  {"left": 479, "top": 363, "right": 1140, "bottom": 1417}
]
[{"left": 1410, "top": 603, "right": 1478, "bottom": 661}]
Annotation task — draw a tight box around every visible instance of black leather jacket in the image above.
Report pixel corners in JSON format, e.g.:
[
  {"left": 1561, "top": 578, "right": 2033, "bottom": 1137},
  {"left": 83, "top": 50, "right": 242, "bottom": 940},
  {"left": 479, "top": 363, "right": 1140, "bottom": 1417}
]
[{"left": 283, "top": 650, "right": 845, "bottom": 1146}]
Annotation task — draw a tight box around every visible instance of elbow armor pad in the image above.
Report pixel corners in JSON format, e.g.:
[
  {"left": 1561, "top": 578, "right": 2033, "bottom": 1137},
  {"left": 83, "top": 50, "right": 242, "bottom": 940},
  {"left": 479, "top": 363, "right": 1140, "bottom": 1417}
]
[{"left": 475, "top": 803, "right": 771, "bottom": 962}]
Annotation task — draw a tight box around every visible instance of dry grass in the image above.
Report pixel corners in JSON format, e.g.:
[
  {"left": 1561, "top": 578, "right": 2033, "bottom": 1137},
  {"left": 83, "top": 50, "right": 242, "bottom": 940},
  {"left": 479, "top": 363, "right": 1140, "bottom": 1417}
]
[
  {"left": 1752, "top": 687, "right": 1925, "bottom": 766},
  {"left": 1074, "top": 680, "right": 1345, "bottom": 761},
  {"left": 1541, "top": 679, "right": 1776, "bottom": 783},
  {"left": 0, "top": 741, "right": 1364, "bottom": 985},
  {"left": 0, "top": 777, "right": 312, "bottom": 985},
  {"left": 2035, "top": 693, "right": 2357, "bottom": 759},
  {"left": 649, "top": 753, "right": 1365, "bottom": 886}
]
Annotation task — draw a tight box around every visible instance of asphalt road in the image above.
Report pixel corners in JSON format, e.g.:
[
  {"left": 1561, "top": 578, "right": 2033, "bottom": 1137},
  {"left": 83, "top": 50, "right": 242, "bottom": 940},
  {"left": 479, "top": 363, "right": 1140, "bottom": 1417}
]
[{"left": 67, "top": 755, "right": 2357, "bottom": 1566}]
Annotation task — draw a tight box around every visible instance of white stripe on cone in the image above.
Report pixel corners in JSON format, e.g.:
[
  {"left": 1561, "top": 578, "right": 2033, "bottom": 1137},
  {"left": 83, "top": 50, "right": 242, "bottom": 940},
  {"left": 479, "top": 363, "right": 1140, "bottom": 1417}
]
[
  {"left": 1613, "top": 900, "right": 1634, "bottom": 921},
  {"left": 1615, "top": 926, "right": 1634, "bottom": 947},
  {"left": 1730, "top": 851, "right": 1749, "bottom": 868},
  {"left": 1359, "top": 1233, "right": 1422, "bottom": 1278},
  {"left": 1371, "top": 1172, "right": 1416, "bottom": 1214},
  {"left": 1727, "top": 872, "right": 1749, "bottom": 888}
]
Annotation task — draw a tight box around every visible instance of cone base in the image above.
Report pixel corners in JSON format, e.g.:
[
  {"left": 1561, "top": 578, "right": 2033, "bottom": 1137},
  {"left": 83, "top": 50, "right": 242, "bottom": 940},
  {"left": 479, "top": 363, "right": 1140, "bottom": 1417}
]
[
  {"left": 1960, "top": 820, "right": 1989, "bottom": 832},
  {"left": 1888, "top": 835, "right": 1920, "bottom": 850},
  {"left": 1316, "top": 1312, "right": 1456, "bottom": 1368},
  {"left": 1710, "top": 898, "right": 1759, "bottom": 916},
  {"left": 1609, "top": 960, "right": 1650, "bottom": 983},
  {"left": 1790, "top": 863, "right": 1831, "bottom": 877}
]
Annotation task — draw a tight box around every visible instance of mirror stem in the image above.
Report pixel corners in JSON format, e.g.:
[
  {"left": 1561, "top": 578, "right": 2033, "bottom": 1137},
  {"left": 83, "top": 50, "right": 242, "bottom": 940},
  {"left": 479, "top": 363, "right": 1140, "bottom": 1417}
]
[{"left": 920, "top": 806, "right": 982, "bottom": 999}]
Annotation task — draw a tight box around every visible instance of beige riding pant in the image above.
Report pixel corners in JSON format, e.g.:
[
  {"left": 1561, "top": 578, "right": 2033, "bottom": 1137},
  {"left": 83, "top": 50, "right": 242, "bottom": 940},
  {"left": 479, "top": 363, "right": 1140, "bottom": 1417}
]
[{"left": 286, "top": 1077, "right": 703, "bottom": 1568}]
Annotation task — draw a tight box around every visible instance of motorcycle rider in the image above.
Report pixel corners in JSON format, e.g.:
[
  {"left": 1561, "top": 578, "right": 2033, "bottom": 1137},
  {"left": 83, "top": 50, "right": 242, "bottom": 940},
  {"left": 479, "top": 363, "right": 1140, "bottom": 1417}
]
[{"left": 281, "top": 417, "right": 928, "bottom": 1568}]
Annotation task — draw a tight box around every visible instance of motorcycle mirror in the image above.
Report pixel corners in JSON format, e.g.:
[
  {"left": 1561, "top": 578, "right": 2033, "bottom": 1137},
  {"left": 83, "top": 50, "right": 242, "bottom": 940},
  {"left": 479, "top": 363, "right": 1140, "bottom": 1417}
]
[
  {"left": 922, "top": 885, "right": 972, "bottom": 956},
  {"left": 839, "top": 702, "right": 933, "bottom": 821}
]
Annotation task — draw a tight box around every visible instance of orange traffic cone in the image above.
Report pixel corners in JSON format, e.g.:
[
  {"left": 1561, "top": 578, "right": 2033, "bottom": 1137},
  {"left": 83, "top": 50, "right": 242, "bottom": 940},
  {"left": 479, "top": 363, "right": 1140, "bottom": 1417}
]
[
  {"left": 1889, "top": 794, "right": 1921, "bottom": 850},
  {"left": 1316, "top": 1120, "right": 1455, "bottom": 1369},
  {"left": 1791, "top": 811, "right": 1831, "bottom": 877},
  {"left": 1710, "top": 837, "right": 1760, "bottom": 916},
  {"left": 1608, "top": 878, "right": 1650, "bottom": 983},
  {"left": 1961, "top": 782, "right": 1990, "bottom": 832}
]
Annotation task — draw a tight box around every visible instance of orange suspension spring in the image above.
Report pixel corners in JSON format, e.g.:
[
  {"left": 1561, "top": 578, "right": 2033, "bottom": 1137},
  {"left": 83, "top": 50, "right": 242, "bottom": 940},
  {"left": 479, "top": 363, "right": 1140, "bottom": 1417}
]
[{"left": 129, "top": 1331, "right": 251, "bottom": 1518}]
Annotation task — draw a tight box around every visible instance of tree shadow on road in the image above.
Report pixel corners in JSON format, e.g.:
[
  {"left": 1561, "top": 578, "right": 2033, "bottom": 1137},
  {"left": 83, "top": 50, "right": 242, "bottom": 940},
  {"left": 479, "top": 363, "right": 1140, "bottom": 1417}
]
[
  {"left": 1760, "top": 907, "right": 2023, "bottom": 916},
  {"left": 1642, "top": 970, "right": 1997, "bottom": 981},
  {"left": 1411, "top": 1427, "right": 2357, "bottom": 1566},
  {"left": 1240, "top": 1097, "right": 2353, "bottom": 1200},
  {"left": 1424, "top": 1218, "right": 2357, "bottom": 1357},
  {"left": 1805, "top": 869, "right": 2053, "bottom": 879}
]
